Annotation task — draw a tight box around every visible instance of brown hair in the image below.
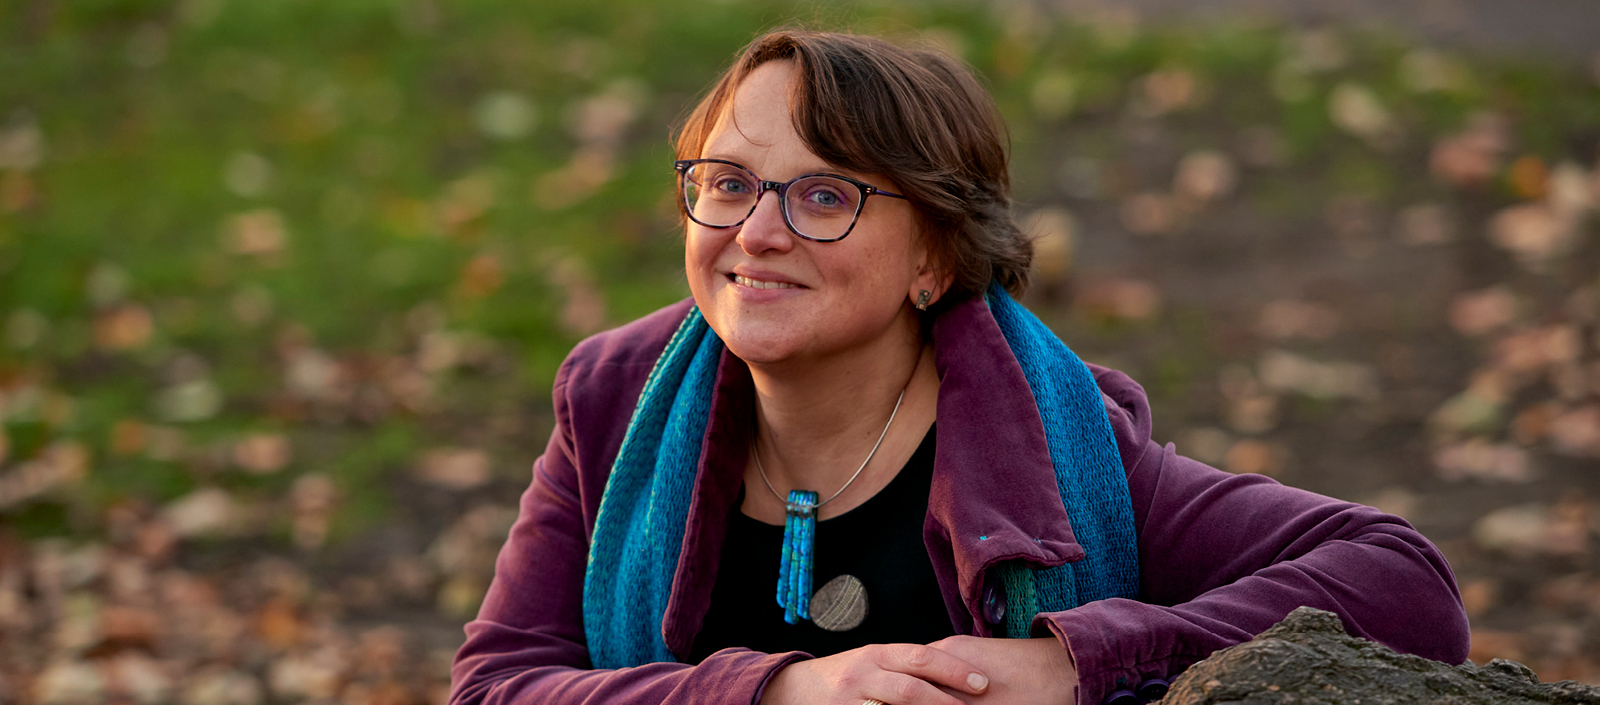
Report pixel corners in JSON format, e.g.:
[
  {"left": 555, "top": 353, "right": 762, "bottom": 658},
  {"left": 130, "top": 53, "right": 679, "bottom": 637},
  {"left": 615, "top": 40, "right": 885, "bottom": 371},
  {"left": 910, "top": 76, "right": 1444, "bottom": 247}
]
[{"left": 673, "top": 29, "right": 1032, "bottom": 309}]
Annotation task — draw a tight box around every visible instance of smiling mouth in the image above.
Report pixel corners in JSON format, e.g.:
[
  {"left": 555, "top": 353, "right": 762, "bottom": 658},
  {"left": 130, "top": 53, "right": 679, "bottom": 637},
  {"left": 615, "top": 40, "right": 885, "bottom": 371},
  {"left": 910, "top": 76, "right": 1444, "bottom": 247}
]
[{"left": 730, "top": 274, "right": 802, "bottom": 290}]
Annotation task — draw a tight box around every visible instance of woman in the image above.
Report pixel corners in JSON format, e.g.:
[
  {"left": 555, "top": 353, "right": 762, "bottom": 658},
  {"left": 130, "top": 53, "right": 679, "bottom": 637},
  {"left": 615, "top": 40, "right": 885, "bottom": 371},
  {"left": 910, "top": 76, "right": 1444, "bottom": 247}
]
[{"left": 449, "top": 30, "right": 1470, "bottom": 705}]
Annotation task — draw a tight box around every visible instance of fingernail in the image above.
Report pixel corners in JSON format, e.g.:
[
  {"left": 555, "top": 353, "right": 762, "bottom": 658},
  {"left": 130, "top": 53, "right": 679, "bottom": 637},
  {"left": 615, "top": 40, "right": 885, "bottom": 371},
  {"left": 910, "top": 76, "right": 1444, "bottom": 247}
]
[{"left": 968, "top": 673, "right": 988, "bottom": 690}]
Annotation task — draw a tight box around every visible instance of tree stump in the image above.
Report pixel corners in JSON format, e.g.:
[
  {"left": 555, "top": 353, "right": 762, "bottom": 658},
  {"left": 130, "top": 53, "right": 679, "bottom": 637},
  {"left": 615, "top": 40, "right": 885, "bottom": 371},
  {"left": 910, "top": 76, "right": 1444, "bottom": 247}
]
[{"left": 1163, "top": 606, "right": 1600, "bottom": 704}]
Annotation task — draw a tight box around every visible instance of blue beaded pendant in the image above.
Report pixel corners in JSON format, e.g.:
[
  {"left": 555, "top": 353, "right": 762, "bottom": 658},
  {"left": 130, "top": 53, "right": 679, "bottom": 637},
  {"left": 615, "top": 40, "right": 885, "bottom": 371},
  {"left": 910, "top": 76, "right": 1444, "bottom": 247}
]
[{"left": 777, "top": 489, "right": 820, "bottom": 624}]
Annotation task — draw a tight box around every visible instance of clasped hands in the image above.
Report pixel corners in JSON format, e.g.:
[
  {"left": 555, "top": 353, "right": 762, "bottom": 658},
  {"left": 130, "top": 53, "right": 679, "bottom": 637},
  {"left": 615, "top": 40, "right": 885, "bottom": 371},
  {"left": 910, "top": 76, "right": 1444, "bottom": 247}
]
[{"left": 758, "top": 636, "right": 1078, "bottom": 705}]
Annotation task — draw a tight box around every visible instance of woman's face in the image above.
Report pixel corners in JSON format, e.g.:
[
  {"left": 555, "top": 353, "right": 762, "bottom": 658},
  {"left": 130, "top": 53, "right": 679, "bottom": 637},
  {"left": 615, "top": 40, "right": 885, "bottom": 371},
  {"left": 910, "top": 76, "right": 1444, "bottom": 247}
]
[{"left": 685, "top": 60, "right": 938, "bottom": 367}]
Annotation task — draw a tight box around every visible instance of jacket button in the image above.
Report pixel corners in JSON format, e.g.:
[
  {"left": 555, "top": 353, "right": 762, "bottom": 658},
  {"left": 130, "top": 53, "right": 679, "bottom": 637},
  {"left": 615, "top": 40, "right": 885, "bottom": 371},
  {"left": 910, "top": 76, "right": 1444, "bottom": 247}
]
[
  {"left": 1136, "top": 678, "right": 1170, "bottom": 702},
  {"left": 1102, "top": 689, "right": 1138, "bottom": 705},
  {"left": 981, "top": 577, "right": 1007, "bottom": 625}
]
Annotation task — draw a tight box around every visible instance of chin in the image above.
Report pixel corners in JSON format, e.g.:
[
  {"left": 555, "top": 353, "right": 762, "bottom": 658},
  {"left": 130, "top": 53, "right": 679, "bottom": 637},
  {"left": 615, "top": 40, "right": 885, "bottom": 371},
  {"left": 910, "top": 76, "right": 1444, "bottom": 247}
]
[{"left": 714, "top": 319, "right": 807, "bottom": 365}]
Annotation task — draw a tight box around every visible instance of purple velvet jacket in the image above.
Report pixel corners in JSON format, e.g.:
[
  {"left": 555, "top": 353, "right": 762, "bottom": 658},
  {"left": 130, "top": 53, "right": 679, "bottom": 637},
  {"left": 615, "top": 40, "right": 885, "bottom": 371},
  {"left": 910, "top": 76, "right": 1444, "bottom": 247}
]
[{"left": 449, "top": 295, "right": 1471, "bottom": 705}]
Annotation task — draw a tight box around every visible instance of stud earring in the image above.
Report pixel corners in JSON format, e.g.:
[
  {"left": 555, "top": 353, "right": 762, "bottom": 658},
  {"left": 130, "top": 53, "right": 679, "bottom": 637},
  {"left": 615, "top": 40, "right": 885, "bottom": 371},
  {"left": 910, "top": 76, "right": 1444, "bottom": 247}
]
[{"left": 914, "top": 290, "right": 931, "bottom": 311}]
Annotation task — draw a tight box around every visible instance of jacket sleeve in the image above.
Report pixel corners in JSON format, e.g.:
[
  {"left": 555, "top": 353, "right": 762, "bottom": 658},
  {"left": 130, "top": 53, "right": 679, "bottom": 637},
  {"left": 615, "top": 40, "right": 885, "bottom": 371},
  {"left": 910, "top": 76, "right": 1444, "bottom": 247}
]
[
  {"left": 447, "top": 354, "right": 809, "bottom": 705},
  {"left": 1035, "top": 368, "right": 1471, "bottom": 705}
]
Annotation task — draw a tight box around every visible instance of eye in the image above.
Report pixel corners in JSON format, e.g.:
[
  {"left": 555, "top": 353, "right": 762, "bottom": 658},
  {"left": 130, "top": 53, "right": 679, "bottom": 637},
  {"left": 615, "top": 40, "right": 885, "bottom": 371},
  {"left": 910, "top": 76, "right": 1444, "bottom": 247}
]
[
  {"left": 713, "top": 174, "right": 753, "bottom": 195},
  {"left": 801, "top": 184, "right": 848, "bottom": 209}
]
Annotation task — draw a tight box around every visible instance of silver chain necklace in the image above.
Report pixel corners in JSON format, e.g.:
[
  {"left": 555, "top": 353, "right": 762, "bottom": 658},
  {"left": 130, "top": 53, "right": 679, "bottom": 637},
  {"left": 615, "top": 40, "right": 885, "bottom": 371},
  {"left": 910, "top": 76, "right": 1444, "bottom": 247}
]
[
  {"left": 750, "top": 387, "right": 906, "bottom": 510},
  {"left": 754, "top": 386, "right": 906, "bottom": 631}
]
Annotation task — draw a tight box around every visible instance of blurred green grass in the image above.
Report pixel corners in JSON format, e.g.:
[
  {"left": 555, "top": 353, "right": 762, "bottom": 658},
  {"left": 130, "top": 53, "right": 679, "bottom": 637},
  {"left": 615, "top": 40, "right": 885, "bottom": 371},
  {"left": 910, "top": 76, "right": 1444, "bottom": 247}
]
[{"left": 2, "top": 0, "right": 1597, "bottom": 544}]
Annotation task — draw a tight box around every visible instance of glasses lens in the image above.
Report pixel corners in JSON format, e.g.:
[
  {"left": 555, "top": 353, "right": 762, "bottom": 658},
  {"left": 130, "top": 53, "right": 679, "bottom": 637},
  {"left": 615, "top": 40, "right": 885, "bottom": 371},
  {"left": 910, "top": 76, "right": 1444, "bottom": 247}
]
[
  {"left": 683, "top": 162, "right": 757, "bottom": 227},
  {"left": 785, "top": 176, "right": 862, "bottom": 241}
]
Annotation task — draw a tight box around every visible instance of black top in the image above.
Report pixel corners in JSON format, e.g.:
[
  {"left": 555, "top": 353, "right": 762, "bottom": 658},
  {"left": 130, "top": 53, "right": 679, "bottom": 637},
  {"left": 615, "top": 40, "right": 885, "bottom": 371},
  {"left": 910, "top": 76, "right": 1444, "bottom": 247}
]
[{"left": 689, "top": 425, "right": 956, "bottom": 662}]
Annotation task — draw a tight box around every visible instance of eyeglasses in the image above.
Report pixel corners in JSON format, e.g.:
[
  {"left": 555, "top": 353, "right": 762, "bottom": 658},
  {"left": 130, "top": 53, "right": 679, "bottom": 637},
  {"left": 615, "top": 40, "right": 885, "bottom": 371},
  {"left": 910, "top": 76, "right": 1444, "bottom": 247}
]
[{"left": 674, "top": 159, "right": 907, "bottom": 243}]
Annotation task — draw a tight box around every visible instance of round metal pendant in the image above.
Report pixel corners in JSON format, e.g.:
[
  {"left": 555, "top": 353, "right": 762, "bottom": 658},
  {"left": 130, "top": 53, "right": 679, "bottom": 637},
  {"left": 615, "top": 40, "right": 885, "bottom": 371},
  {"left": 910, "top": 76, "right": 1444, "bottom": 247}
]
[{"left": 809, "top": 574, "right": 868, "bottom": 632}]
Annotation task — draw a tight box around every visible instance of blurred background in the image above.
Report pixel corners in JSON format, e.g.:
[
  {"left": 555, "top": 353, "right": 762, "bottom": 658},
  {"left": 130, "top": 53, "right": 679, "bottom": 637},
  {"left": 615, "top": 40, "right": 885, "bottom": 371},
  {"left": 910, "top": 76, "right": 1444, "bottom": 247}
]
[{"left": 2, "top": 0, "right": 1598, "bottom": 702}]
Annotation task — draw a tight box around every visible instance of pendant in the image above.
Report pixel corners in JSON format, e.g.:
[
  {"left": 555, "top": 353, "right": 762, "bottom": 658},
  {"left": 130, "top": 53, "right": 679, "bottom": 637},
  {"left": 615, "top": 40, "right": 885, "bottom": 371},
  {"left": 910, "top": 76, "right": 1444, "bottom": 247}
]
[
  {"left": 777, "top": 489, "right": 819, "bottom": 625},
  {"left": 810, "top": 574, "right": 869, "bottom": 632}
]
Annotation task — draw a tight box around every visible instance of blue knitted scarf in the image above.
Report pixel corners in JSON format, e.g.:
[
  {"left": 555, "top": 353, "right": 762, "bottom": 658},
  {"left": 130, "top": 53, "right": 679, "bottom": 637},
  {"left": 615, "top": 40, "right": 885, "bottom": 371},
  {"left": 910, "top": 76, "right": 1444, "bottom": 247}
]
[{"left": 582, "top": 287, "right": 1139, "bottom": 668}]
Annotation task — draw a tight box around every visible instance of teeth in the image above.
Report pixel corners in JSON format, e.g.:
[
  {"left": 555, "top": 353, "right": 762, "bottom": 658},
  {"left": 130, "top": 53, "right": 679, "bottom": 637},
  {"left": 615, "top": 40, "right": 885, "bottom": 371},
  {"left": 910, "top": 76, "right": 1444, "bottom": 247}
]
[{"left": 734, "top": 274, "right": 798, "bottom": 290}]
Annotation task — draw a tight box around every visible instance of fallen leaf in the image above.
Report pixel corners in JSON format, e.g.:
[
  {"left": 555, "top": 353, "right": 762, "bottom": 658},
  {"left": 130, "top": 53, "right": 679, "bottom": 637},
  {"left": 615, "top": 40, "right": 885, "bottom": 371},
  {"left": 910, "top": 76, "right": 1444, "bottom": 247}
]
[
  {"left": 231, "top": 433, "right": 290, "bottom": 474},
  {"left": 1119, "top": 192, "right": 1179, "bottom": 235},
  {"left": 1076, "top": 277, "right": 1163, "bottom": 322},
  {"left": 284, "top": 348, "right": 344, "bottom": 402},
  {"left": 1224, "top": 439, "right": 1285, "bottom": 477},
  {"left": 565, "top": 80, "right": 643, "bottom": 147},
  {"left": 1488, "top": 203, "right": 1577, "bottom": 269},
  {"left": 1547, "top": 162, "right": 1594, "bottom": 216},
  {"left": 1509, "top": 155, "right": 1551, "bottom": 200},
  {"left": 416, "top": 448, "right": 492, "bottom": 490},
  {"left": 222, "top": 152, "right": 273, "bottom": 198},
  {"left": 1024, "top": 207, "right": 1076, "bottom": 284},
  {"left": 1512, "top": 403, "right": 1559, "bottom": 445},
  {"left": 100, "top": 605, "right": 160, "bottom": 649},
  {"left": 110, "top": 419, "right": 147, "bottom": 457},
  {"left": 1472, "top": 503, "right": 1551, "bottom": 556},
  {"left": 1135, "top": 68, "right": 1199, "bottom": 115},
  {"left": 531, "top": 147, "right": 614, "bottom": 210},
  {"left": 1470, "top": 629, "right": 1528, "bottom": 665},
  {"left": 1459, "top": 578, "right": 1498, "bottom": 618},
  {"left": 1363, "top": 486, "right": 1418, "bottom": 520},
  {"left": 1173, "top": 150, "right": 1237, "bottom": 203},
  {"left": 154, "top": 379, "right": 222, "bottom": 422},
  {"left": 0, "top": 441, "right": 91, "bottom": 510},
  {"left": 32, "top": 660, "right": 105, "bottom": 705},
  {"left": 0, "top": 167, "right": 37, "bottom": 211},
  {"left": 1226, "top": 394, "right": 1280, "bottom": 434},
  {"left": 1449, "top": 287, "right": 1517, "bottom": 336},
  {"left": 225, "top": 209, "right": 287, "bottom": 257},
  {"left": 473, "top": 91, "right": 536, "bottom": 141},
  {"left": 1471, "top": 500, "right": 1586, "bottom": 558},
  {"left": 1429, "top": 384, "right": 1504, "bottom": 436},
  {"left": 457, "top": 254, "right": 504, "bottom": 299},
  {"left": 1258, "top": 349, "right": 1379, "bottom": 400},
  {"left": 87, "top": 262, "right": 131, "bottom": 306},
  {"left": 104, "top": 653, "right": 172, "bottom": 705},
  {"left": 289, "top": 473, "right": 338, "bottom": 550},
  {"left": 0, "top": 119, "right": 44, "bottom": 170},
  {"left": 1429, "top": 112, "right": 1508, "bottom": 188},
  {"left": 181, "top": 667, "right": 263, "bottom": 705},
  {"left": 161, "top": 488, "right": 236, "bottom": 538},
  {"left": 229, "top": 286, "right": 273, "bottom": 327},
  {"left": 94, "top": 305, "right": 154, "bottom": 351},
  {"left": 253, "top": 597, "right": 304, "bottom": 650},
  {"left": 1433, "top": 439, "right": 1533, "bottom": 483},
  {"left": 1176, "top": 427, "right": 1232, "bottom": 465},
  {"left": 1257, "top": 299, "right": 1341, "bottom": 340},
  {"left": 1549, "top": 405, "right": 1600, "bottom": 457},
  {"left": 1328, "top": 82, "right": 1396, "bottom": 146},
  {"left": 1399, "top": 49, "right": 1467, "bottom": 93},
  {"left": 437, "top": 574, "right": 485, "bottom": 619},
  {"left": 547, "top": 256, "right": 607, "bottom": 335}
]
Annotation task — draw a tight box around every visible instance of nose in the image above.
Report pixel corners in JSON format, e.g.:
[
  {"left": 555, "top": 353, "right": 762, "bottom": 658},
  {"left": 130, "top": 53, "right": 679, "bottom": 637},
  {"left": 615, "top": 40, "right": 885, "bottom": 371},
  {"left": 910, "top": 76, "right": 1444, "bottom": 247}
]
[{"left": 736, "top": 188, "right": 796, "bottom": 256}]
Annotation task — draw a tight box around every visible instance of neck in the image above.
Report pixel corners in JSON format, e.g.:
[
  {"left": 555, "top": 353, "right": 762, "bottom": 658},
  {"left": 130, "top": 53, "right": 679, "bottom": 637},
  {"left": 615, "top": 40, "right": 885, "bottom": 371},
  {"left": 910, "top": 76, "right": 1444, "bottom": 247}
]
[{"left": 747, "top": 312, "right": 930, "bottom": 496}]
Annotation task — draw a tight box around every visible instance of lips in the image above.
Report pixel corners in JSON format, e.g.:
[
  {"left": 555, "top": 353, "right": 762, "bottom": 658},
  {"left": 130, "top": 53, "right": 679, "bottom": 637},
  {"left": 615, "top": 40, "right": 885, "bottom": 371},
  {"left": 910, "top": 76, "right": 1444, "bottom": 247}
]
[
  {"left": 732, "top": 273, "right": 800, "bottom": 290},
  {"left": 727, "top": 268, "right": 806, "bottom": 290}
]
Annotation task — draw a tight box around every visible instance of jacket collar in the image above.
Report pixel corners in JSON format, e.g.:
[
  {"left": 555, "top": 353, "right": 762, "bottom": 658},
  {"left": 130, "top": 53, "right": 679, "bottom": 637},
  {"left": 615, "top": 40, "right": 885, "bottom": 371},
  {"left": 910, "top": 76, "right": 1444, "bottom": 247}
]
[
  {"left": 927, "top": 294, "right": 1086, "bottom": 636},
  {"left": 660, "top": 294, "right": 1084, "bottom": 657}
]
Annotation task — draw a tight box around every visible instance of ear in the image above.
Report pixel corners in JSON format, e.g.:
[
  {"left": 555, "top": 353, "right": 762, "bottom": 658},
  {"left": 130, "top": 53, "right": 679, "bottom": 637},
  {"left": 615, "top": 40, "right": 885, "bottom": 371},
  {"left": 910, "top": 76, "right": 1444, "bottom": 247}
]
[{"left": 908, "top": 242, "right": 955, "bottom": 309}]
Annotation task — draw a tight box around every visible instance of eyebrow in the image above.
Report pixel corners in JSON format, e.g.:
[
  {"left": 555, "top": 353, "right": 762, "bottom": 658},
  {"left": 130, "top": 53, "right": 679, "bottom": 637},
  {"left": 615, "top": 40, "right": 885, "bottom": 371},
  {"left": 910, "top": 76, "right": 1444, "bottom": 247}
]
[{"left": 701, "top": 154, "right": 851, "bottom": 179}]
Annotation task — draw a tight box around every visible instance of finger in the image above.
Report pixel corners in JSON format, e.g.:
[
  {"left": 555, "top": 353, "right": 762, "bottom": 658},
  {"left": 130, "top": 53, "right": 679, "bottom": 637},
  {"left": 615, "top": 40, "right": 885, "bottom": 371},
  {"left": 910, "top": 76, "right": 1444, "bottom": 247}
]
[
  {"left": 873, "top": 644, "right": 990, "bottom": 696},
  {"left": 867, "top": 671, "right": 970, "bottom": 705}
]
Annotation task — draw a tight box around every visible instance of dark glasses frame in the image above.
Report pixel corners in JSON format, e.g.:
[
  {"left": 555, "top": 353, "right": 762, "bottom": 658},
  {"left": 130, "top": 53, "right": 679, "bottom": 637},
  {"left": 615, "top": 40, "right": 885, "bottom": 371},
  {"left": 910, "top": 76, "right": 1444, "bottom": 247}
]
[{"left": 674, "top": 158, "right": 908, "bottom": 243}]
